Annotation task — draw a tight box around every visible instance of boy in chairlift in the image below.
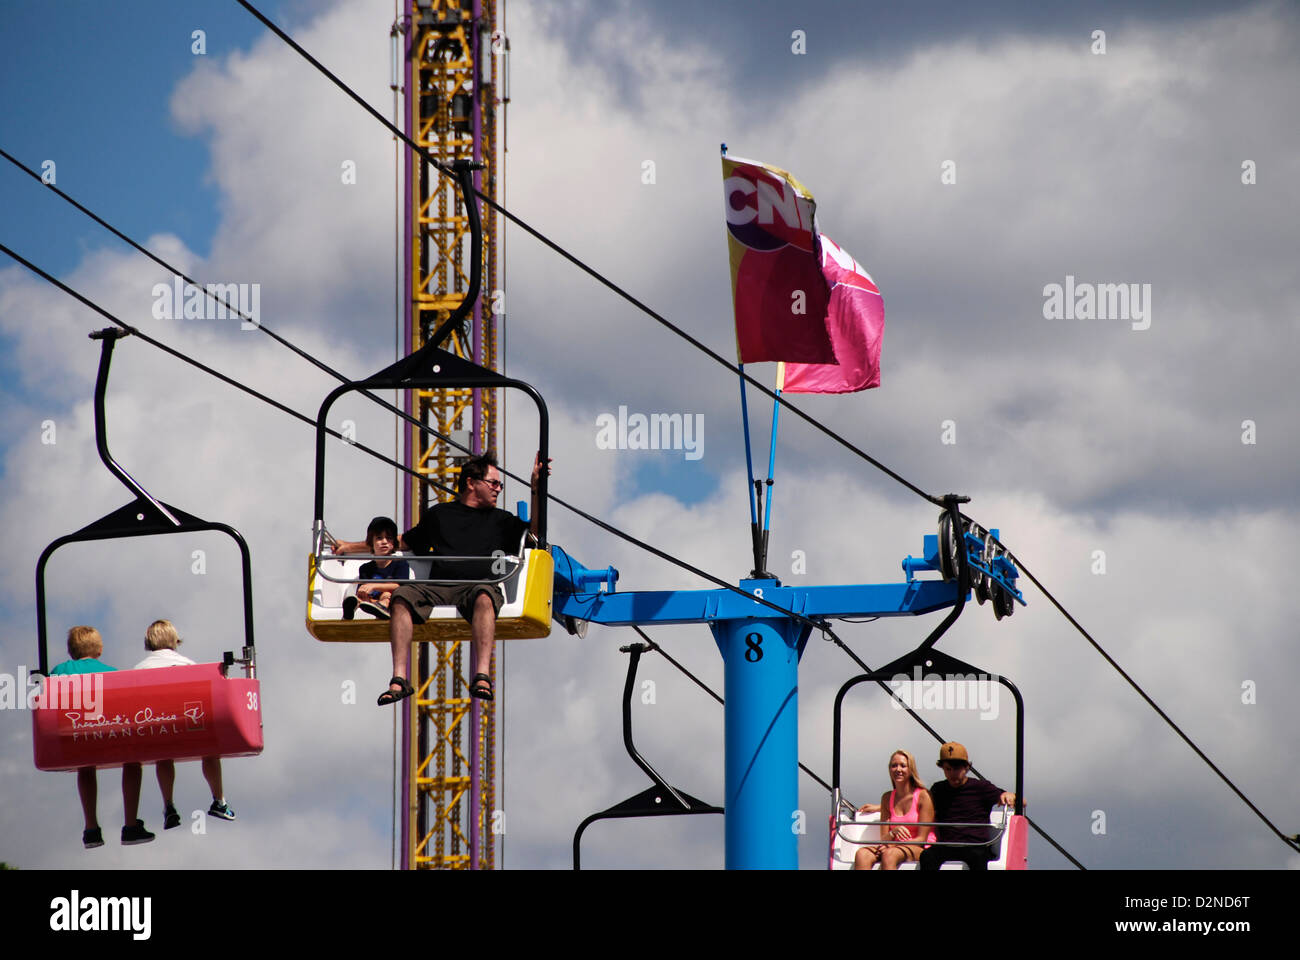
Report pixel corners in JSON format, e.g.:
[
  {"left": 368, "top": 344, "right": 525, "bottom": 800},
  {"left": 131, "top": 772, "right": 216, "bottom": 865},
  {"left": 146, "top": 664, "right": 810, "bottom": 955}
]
[
  {"left": 49, "top": 626, "right": 154, "bottom": 848},
  {"left": 341, "top": 516, "right": 411, "bottom": 621}
]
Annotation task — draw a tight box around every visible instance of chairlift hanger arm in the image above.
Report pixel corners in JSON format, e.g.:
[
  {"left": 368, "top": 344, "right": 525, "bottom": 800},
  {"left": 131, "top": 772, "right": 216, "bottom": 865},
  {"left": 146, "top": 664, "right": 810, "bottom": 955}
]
[
  {"left": 426, "top": 160, "right": 482, "bottom": 352},
  {"left": 571, "top": 643, "right": 722, "bottom": 869},
  {"left": 88, "top": 328, "right": 179, "bottom": 524},
  {"left": 35, "top": 333, "right": 256, "bottom": 674}
]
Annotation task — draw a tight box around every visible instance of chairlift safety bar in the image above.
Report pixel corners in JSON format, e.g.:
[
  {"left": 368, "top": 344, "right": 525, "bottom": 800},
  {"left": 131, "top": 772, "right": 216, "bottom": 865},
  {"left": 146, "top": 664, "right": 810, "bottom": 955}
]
[{"left": 832, "top": 804, "right": 1014, "bottom": 848}]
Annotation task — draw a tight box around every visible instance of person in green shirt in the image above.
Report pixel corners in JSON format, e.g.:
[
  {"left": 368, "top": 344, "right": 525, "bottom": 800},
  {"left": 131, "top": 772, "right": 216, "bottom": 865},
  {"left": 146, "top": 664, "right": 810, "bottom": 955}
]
[{"left": 49, "top": 626, "right": 154, "bottom": 848}]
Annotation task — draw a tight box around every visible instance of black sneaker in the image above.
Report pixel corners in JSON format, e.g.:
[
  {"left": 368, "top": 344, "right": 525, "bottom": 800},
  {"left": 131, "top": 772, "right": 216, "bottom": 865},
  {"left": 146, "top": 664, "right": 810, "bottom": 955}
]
[
  {"left": 83, "top": 827, "right": 104, "bottom": 849},
  {"left": 342, "top": 595, "right": 359, "bottom": 620},
  {"left": 358, "top": 600, "right": 390, "bottom": 620},
  {"left": 208, "top": 800, "right": 237, "bottom": 821},
  {"left": 163, "top": 805, "right": 181, "bottom": 829},
  {"left": 121, "top": 820, "right": 155, "bottom": 845}
]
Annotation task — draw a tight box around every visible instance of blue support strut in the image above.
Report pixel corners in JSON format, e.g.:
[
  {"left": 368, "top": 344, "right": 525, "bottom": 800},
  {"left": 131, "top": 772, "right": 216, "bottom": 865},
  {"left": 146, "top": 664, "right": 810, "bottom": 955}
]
[
  {"left": 738, "top": 363, "right": 758, "bottom": 527},
  {"left": 762, "top": 364, "right": 784, "bottom": 536}
]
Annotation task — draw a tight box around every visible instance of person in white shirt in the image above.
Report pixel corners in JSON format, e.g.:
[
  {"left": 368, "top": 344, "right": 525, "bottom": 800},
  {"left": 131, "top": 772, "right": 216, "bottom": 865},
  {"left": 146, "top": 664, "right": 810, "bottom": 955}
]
[{"left": 134, "top": 620, "right": 237, "bottom": 825}]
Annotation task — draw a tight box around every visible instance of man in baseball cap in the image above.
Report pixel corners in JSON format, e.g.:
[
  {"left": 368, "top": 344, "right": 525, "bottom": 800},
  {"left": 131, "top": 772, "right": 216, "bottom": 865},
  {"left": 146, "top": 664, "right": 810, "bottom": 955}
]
[{"left": 919, "top": 742, "right": 1017, "bottom": 871}]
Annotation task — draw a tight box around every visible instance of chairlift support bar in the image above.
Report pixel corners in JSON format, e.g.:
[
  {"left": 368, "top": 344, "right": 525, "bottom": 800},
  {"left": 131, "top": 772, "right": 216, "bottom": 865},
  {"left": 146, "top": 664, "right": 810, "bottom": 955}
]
[
  {"left": 35, "top": 330, "right": 256, "bottom": 676},
  {"left": 426, "top": 160, "right": 483, "bottom": 351},
  {"left": 572, "top": 642, "right": 723, "bottom": 869}
]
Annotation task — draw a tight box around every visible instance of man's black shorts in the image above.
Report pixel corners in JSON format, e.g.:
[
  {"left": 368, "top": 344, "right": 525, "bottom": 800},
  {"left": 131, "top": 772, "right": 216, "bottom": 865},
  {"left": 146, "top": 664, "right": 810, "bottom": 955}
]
[{"left": 391, "top": 582, "right": 505, "bottom": 624}]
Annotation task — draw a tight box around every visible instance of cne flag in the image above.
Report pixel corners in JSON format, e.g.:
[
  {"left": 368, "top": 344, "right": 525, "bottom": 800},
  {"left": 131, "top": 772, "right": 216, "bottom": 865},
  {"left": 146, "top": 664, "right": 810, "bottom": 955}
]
[
  {"left": 783, "top": 234, "right": 884, "bottom": 394},
  {"left": 723, "top": 155, "right": 883, "bottom": 392},
  {"left": 723, "top": 155, "right": 834, "bottom": 364}
]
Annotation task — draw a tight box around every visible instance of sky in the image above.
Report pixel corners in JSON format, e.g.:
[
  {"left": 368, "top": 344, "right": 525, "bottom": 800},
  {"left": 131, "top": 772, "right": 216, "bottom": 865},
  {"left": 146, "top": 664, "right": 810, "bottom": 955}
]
[{"left": 1, "top": 0, "right": 1298, "bottom": 877}]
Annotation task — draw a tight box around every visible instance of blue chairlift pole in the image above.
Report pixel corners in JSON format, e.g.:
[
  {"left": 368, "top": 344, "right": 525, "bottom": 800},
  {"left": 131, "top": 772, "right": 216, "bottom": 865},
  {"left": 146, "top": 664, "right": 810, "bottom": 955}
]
[{"left": 710, "top": 584, "right": 810, "bottom": 868}]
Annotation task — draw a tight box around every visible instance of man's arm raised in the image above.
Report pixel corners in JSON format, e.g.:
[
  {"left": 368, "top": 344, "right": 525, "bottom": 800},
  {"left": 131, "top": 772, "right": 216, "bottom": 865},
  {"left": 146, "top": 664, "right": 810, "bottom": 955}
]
[{"left": 530, "top": 451, "right": 552, "bottom": 539}]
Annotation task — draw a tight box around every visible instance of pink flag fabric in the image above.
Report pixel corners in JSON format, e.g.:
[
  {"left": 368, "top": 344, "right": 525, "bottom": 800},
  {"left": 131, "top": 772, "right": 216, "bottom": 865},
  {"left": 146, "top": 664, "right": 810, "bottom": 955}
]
[{"left": 783, "top": 234, "right": 884, "bottom": 394}]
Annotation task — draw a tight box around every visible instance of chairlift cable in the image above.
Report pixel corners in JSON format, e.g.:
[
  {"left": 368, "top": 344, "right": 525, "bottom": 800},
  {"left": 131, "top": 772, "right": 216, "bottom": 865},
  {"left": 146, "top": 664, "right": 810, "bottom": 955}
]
[{"left": 976, "top": 524, "right": 1300, "bottom": 855}]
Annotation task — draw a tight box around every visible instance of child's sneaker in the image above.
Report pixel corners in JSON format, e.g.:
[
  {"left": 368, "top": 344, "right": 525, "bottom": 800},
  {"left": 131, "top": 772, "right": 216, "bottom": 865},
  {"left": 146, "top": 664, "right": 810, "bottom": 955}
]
[
  {"left": 342, "top": 595, "right": 359, "bottom": 620},
  {"left": 121, "top": 820, "right": 155, "bottom": 845},
  {"left": 208, "top": 799, "right": 237, "bottom": 821},
  {"left": 163, "top": 805, "right": 181, "bottom": 829},
  {"left": 83, "top": 827, "right": 104, "bottom": 849}
]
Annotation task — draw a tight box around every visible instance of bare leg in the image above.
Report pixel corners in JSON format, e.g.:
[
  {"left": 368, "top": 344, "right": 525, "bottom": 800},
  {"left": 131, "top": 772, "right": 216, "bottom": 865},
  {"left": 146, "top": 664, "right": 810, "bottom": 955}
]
[
  {"left": 201, "top": 757, "right": 224, "bottom": 802},
  {"left": 853, "top": 846, "right": 880, "bottom": 871},
  {"left": 470, "top": 592, "right": 496, "bottom": 679},
  {"left": 880, "top": 846, "right": 908, "bottom": 870},
  {"left": 388, "top": 597, "right": 414, "bottom": 695},
  {"left": 76, "top": 767, "right": 98, "bottom": 831},
  {"left": 156, "top": 760, "right": 176, "bottom": 807},
  {"left": 122, "top": 763, "right": 142, "bottom": 825}
]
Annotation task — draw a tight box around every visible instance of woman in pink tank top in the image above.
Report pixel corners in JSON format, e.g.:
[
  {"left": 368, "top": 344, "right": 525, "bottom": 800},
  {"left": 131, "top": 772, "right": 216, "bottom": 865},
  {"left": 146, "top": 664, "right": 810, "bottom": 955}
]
[{"left": 853, "top": 749, "right": 935, "bottom": 870}]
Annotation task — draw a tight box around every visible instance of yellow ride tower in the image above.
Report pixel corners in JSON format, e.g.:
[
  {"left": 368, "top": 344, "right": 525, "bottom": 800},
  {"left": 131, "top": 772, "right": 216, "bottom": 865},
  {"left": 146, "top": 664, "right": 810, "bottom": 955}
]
[{"left": 400, "top": 0, "right": 504, "bottom": 870}]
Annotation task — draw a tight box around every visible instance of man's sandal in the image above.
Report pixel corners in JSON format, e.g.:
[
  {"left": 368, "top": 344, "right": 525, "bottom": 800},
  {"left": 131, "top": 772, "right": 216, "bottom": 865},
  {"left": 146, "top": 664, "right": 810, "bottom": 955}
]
[
  {"left": 469, "top": 673, "right": 494, "bottom": 701},
  {"left": 377, "top": 676, "right": 415, "bottom": 706}
]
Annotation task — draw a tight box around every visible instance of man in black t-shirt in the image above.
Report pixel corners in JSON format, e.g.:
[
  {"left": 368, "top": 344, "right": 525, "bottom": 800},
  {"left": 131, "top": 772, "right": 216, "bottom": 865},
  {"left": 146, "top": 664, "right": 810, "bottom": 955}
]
[
  {"left": 331, "top": 451, "right": 548, "bottom": 706},
  {"left": 918, "top": 742, "right": 1017, "bottom": 871}
]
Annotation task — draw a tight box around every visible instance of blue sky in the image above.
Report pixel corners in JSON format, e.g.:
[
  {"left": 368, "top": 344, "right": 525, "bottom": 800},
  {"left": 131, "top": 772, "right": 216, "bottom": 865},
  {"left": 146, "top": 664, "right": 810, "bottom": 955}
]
[
  {"left": 1, "top": 0, "right": 1298, "bottom": 876},
  {"left": 0, "top": 2, "right": 270, "bottom": 274}
]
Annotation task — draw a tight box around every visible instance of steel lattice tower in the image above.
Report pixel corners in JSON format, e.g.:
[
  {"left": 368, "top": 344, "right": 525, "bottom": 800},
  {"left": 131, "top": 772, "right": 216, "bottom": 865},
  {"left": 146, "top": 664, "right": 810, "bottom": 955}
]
[{"left": 400, "top": 0, "right": 503, "bottom": 870}]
